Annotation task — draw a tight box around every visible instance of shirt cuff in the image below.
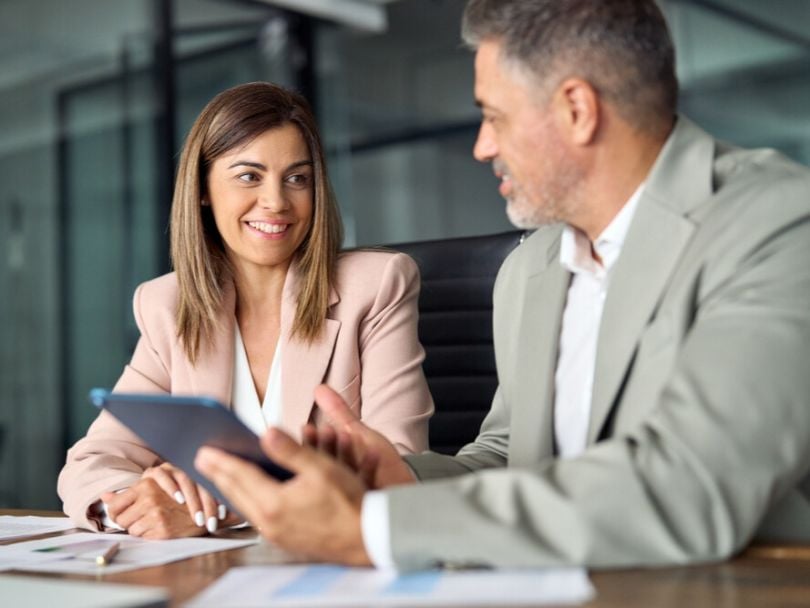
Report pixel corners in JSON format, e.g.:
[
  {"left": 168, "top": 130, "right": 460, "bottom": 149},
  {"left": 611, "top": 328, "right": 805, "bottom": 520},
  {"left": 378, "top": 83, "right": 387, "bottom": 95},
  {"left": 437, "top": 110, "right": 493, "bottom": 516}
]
[
  {"left": 93, "top": 489, "right": 128, "bottom": 531},
  {"left": 361, "top": 490, "right": 396, "bottom": 570}
]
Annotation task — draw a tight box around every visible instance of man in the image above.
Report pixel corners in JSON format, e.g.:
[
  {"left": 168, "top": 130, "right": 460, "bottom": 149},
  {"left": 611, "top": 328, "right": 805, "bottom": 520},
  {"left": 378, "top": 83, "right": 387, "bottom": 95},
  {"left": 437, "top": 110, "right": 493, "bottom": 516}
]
[{"left": 196, "top": 0, "right": 810, "bottom": 570}]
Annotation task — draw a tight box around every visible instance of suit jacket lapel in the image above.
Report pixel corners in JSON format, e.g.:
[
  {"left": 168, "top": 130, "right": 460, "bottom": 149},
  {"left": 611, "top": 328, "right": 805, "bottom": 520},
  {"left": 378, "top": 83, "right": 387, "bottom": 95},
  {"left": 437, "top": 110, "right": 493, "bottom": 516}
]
[
  {"left": 280, "top": 261, "right": 341, "bottom": 435},
  {"left": 189, "top": 281, "right": 236, "bottom": 407},
  {"left": 587, "top": 116, "right": 715, "bottom": 443},
  {"left": 510, "top": 233, "right": 569, "bottom": 465},
  {"left": 588, "top": 200, "right": 694, "bottom": 441}
]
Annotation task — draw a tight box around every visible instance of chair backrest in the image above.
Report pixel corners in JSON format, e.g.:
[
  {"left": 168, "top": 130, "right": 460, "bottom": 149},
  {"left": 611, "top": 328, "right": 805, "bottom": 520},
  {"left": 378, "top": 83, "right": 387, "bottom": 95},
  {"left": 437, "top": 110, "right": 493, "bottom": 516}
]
[{"left": 391, "top": 231, "right": 525, "bottom": 454}]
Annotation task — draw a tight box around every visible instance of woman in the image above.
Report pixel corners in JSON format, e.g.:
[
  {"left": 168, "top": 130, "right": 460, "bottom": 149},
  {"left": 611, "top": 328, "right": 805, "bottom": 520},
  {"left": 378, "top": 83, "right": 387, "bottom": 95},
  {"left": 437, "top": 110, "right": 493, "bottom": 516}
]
[{"left": 57, "top": 82, "right": 433, "bottom": 538}]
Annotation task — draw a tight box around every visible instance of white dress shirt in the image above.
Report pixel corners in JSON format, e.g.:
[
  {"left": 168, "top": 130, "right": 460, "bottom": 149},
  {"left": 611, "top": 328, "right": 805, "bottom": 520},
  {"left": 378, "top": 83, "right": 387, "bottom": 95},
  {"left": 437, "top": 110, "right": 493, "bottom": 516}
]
[
  {"left": 554, "top": 186, "right": 642, "bottom": 457},
  {"left": 361, "top": 185, "right": 644, "bottom": 568}
]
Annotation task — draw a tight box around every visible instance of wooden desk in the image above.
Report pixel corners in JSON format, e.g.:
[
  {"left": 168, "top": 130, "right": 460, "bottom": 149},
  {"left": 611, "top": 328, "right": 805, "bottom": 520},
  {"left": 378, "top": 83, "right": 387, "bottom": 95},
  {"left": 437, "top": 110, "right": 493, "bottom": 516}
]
[{"left": 3, "top": 510, "right": 810, "bottom": 607}]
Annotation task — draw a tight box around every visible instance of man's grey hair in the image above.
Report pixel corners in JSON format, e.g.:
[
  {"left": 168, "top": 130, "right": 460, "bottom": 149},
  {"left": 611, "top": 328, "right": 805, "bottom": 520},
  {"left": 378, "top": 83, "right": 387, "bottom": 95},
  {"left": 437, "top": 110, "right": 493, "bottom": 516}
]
[{"left": 462, "top": 0, "right": 678, "bottom": 135}]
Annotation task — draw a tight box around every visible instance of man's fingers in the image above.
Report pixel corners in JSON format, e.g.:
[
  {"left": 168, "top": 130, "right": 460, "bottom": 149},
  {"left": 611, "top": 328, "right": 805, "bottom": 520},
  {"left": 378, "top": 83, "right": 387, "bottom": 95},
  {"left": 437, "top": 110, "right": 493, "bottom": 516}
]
[
  {"left": 336, "top": 431, "right": 359, "bottom": 470},
  {"left": 302, "top": 423, "right": 340, "bottom": 457},
  {"left": 314, "top": 384, "right": 360, "bottom": 429},
  {"left": 318, "top": 426, "right": 338, "bottom": 457},
  {"left": 260, "top": 427, "right": 328, "bottom": 476},
  {"left": 314, "top": 385, "right": 387, "bottom": 450},
  {"left": 301, "top": 424, "right": 318, "bottom": 448},
  {"left": 358, "top": 448, "right": 381, "bottom": 488},
  {"left": 195, "top": 446, "right": 279, "bottom": 525}
]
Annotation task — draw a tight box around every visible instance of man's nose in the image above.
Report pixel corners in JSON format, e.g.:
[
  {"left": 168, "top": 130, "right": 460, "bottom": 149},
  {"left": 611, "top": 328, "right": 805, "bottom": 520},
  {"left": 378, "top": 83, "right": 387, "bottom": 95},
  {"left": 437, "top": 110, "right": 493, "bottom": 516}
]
[{"left": 473, "top": 122, "right": 497, "bottom": 162}]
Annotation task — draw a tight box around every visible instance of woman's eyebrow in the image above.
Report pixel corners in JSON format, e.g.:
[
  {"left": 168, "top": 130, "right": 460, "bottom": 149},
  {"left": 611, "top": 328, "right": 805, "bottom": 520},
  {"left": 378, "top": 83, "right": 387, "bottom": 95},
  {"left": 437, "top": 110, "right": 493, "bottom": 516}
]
[
  {"left": 227, "top": 160, "right": 266, "bottom": 170},
  {"left": 286, "top": 159, "right": 313, "bottom": 171},
  {"left": 227, "top": 159, "right": 313, "bottom": 170}
]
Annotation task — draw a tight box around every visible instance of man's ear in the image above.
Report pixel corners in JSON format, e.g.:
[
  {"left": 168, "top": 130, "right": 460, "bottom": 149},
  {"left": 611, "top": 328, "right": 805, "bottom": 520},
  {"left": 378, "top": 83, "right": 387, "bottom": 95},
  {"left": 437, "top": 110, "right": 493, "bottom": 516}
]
[{"left": 553, "top": 77, "right": 599, "bottom": 146}]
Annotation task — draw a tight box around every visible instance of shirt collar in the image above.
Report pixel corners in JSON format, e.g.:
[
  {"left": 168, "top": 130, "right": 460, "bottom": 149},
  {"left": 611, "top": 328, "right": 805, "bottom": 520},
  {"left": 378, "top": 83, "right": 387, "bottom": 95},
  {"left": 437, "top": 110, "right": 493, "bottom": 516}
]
[{"left": 559, "top": 183, "right": 644, "bottom": 278}]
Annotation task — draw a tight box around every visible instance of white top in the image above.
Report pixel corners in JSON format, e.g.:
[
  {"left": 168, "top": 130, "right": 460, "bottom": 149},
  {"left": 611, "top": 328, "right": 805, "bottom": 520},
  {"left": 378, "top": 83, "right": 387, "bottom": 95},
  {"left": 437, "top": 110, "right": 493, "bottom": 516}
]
[
  {"left": 232, "top": 324, "right": 283, "bottom": 435},
  {"left": 361, "top": 185, "right": 644, "bottom": 569},
  {"left": 553, "top": 185, "right": 643, "bottom": 457}
]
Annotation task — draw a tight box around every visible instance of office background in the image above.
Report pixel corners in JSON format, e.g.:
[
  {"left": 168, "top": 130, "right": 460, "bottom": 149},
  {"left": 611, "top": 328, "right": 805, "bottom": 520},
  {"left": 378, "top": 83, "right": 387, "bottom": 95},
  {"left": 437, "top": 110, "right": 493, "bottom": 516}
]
[{"left": 0, "top": 0, "right": 808, "bottom": 509}]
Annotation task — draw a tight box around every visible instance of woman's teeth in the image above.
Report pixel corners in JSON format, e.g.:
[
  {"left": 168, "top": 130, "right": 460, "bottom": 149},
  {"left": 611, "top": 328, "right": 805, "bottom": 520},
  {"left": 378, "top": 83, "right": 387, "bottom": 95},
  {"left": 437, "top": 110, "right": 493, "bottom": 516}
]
[{"left": 248, "top": 221, "right": 287, "bottom": 234}]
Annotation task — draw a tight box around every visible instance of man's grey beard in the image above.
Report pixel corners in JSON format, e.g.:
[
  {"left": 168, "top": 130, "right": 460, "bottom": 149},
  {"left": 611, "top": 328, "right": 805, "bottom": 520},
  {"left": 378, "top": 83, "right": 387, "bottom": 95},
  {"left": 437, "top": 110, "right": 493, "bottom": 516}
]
[
  {"left": 505, "top": 187, "right": 581, "bottom": 229},
  {"left": 506, "top": 195, "right": 559, "bottom": 229}
]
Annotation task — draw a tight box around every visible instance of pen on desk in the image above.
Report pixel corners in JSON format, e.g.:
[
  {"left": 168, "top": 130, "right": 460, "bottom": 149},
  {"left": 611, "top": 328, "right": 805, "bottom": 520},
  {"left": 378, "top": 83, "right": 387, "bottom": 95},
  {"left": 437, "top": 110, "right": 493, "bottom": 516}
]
[{"left": 95, "top": 541, "right": 120, "bottom": 566}]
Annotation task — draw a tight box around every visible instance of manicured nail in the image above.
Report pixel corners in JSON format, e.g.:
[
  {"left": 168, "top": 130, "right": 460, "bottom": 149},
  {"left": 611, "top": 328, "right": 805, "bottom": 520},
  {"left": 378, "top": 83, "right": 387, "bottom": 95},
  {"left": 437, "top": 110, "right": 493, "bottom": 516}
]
[
  {"left": 194, "top": 510, "right": 205, "bottom": 527},
  {"left": 174, "top": 491, "right": 185, "bottom": 504},
  {"left": 206, "top": 516, "right": 218, "bottom": 534},
  {"left": 218, "top": 504, "right": 226, "bottom": 520}
]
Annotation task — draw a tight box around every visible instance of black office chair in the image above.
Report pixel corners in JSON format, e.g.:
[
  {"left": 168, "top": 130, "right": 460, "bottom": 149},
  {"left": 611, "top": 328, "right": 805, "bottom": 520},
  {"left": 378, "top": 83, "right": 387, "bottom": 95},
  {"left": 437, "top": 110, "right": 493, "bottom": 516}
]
[{"left": 392, "top": 231, "right": 525, "bottom": 454}]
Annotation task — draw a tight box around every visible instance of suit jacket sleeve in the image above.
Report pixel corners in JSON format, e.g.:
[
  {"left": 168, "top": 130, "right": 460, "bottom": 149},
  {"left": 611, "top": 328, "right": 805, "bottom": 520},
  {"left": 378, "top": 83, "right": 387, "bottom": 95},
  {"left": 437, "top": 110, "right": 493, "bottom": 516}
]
[
  {"left": 385, "top": 181, "right": 810, "bottom": 570},
  {"left": 354, "top": 253, "right": 434, "bottom": 454},
  {"left": 57, "top": 283, "right": 170, "bottom": 530},
  {"left": 405, "top": 384, "right": 510, "bottom": 479}
]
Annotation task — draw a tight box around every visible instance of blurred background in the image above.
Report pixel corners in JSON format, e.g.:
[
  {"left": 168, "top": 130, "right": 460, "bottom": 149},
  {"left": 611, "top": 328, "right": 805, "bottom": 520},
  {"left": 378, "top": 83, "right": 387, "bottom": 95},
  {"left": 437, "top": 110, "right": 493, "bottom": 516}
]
[{"left": 0, "top": 0, "right": 808, "bottom": 509}]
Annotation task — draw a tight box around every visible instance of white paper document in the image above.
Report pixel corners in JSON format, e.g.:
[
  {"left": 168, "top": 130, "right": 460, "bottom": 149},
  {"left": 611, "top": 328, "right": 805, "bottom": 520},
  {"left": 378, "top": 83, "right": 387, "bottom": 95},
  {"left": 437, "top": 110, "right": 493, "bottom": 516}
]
[
  {"left": 186, "top": 564, "right": 595, "bottom": 607},
  {"left": 0, "top": 531, "right": 258, "bottom": 575},
  {"left": 0, "top": 546, "right": 73, "bottom": 572},
  {"left": 0, "top": 574, "right": 168, "bottom": 608},
  {"left": 0, "top": 515, "right": 77, "bottom": 541}
]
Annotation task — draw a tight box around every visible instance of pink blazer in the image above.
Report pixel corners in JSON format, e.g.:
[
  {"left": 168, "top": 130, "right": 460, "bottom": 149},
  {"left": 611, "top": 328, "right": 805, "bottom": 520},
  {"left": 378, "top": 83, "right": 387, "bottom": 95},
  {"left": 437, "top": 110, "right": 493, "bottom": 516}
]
[{"left": 58, "top": 250, "right": 433, "bottom": 529}]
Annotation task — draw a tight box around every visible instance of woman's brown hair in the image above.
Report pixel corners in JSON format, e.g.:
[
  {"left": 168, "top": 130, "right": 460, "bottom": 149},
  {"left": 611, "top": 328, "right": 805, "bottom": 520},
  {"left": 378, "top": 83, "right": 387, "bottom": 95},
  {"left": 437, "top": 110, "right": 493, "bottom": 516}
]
[{"left": 170, "top": 81, "right": 343, "bottom": 363}]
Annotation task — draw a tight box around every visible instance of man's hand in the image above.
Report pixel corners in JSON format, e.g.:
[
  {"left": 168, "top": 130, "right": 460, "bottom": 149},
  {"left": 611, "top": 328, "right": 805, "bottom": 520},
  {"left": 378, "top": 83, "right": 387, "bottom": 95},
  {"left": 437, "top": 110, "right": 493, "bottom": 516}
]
[
  {"left": 195, "top": 427, "right": 372, "bottom": 566},
  {"left": 311, "top": 384, "right": 418, "bottom": 489},
  {"left": 101, "top": 478, "right": 207, "bottom": 539}
]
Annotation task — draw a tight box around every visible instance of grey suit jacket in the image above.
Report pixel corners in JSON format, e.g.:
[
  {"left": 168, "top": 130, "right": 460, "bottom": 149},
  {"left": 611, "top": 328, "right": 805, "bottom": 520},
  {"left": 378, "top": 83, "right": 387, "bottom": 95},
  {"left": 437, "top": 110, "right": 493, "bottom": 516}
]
[{"left": 391, "top": 116, "right": 810, "bottom": 570}]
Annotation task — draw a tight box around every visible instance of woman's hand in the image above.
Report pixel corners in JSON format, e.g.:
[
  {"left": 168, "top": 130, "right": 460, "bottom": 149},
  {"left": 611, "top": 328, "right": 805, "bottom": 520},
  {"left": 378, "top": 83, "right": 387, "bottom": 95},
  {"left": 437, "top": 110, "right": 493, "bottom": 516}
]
[
  {"left": 101, "top": 477, "right": 208, "bottom": 539},
  {"left": 141, "top": 462, "right": 224, "bottom": 533},
  {"left": 100, "top": 463, "right": 240, "bottom": 538}
]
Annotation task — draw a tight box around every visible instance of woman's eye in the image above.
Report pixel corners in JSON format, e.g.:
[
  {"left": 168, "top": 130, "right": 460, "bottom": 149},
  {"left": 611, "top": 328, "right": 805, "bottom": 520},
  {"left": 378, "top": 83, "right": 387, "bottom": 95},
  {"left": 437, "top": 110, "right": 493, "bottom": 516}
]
[
  {"left": 286, "top": 173, "right": 310, "bottom": 186},
  {"left": 237, "top": 172, "right": 259, "bottom": 183}
]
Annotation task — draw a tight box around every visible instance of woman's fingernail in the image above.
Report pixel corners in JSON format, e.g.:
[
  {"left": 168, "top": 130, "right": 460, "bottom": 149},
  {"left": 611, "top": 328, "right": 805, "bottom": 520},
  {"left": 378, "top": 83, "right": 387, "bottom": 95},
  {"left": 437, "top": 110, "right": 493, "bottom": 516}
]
[
  {"left": 195, "top": 511, "right": 205, "bottom": 527},
  {"left": 206, "top": 516, "right": 218, "bottom": 534},
  {"left": 218, "top": 504, "right": 227, "bottom": 520},
  {"left": 174, "top": 491, "right": 185, "bottom": 505}
]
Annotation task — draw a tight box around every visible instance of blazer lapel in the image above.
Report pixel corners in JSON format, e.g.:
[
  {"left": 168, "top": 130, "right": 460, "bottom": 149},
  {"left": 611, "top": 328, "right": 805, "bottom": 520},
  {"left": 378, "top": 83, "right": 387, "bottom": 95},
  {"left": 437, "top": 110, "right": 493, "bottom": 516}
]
[
  {"left": 510, "top": 233, "right": 569, "bottom": 465},
  {"left": 189, "top": 281, "right": 236, "bottom": 407},
  {"left": 280, "top": 262, "right": 341, "bottom": 436},
  {"left": 588, "top": 201, "right": 694, "bottom": 442},
  {"left": 587, "top": 116, "right": 715, "bottom": 443}
]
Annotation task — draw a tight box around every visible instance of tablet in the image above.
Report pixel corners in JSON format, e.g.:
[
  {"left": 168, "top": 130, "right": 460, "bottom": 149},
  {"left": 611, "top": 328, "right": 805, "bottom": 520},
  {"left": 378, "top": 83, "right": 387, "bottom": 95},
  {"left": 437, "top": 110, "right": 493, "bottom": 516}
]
[{"left": 89, "top": 388, "right": 293, "bottom": 510}]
